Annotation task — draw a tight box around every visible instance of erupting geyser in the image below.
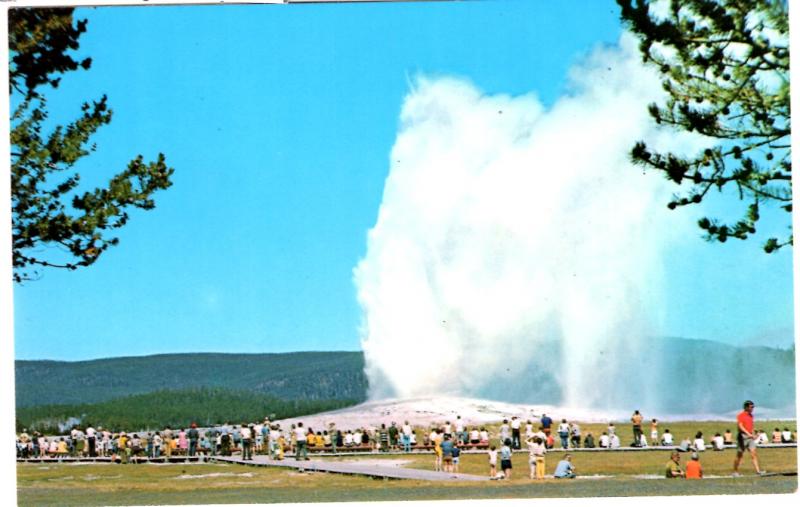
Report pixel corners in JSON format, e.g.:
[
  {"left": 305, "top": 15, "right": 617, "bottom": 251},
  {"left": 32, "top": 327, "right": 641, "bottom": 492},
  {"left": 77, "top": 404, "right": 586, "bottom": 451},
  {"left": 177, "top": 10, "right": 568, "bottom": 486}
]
[{"left": 353, "top": 35, "right": 791, "bottom": 415}]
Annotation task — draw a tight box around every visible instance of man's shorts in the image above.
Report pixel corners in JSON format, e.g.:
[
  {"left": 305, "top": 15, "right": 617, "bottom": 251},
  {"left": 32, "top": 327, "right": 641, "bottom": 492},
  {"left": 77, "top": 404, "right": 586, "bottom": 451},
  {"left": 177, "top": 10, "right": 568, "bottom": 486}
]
[
  {"left": 501, "top": 459, "right": 512, "bottom": 470},
  {"left": 737, "top": 433, "right": 757, "bottom": 452}
]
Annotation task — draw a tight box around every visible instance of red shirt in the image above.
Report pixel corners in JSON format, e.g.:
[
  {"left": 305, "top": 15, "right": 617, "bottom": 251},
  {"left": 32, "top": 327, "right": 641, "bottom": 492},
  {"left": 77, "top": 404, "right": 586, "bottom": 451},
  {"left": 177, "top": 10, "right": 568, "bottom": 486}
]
[
  {"left": 685, "top": 460, "right": 702, "bottom": 479},
  {"left": 737, "top": 410, "right": 754, "bottom": 434}
]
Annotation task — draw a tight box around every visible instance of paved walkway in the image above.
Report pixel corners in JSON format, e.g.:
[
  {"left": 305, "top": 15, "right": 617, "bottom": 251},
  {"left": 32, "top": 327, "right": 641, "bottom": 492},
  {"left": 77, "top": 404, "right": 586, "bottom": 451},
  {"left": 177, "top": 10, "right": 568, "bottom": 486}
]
[{"left": 210, "top": 455, "right": 489, "bottom": 482}]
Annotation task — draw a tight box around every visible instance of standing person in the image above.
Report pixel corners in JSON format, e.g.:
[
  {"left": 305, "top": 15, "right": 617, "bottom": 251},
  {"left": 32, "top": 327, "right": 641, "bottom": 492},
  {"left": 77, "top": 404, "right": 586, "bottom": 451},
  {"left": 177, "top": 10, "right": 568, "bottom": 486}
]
[
  {"left": 527, "top": 435, "right": 546, "bottom": 480},
  {"left": 511, "top": 416, "right": 522, "bottom": 449},
  {"left": 432, "top": 429, "right": 443, "bottom": 472},
  {"left": 686, "top": 452, "right": 703, "bottom": 479},
  {"left": 665, "top": 451, "right": 685, "bottom": 478},
  {"left": 440, "top": 435, "right": 454, "bottom": 472},
  {"left": 455, "top": 416, "right": 466, "bottom": 445},
  {"left": 553, "top": 453, "right": 576, "bottom": 479},
  {"left": 241, "top": 423, "right": 253, "bottom": 460},
  {"left": 187, "top": 423, "right": 199, "bottom": 457},
  {"left": 388, "top": 422, "right": 399, "bottom": 450},
  {"left": 402, "top": 421, "right": 413, "bottom": 453},
  {"left": 152, "top": 432, "right": 163, "bottom": 458},
  {"left": 500, "top": 439, "right": 513, "bottom": 479},
  {"left": 733, "top": 400, "right": 765, "bottom": 476},
  {"left": 631, "top": 410, "right": 643, "bottom": 447},
  {"left": 540, "top": 414, "right": 552, "bottom": 438},
  {"left": 499, "top": 420, "right": 510, "bottom": 447},
  {"left": 452, "top": 443, "right": 461, "bottom": 473},
  {"left": 488, "top": 445, "right": 498, "bottom": 479},
  {"left": 557, "top": 419, "right": 570, "bottom": 449},
  {"left": 294, "top": 422, "right": 309, "bottom": 461},
  {"left": 569, "top": 422, "right": 581, "bottom": 449},
  {"left": 163, "top": 426, "right": 174, "bottom": 457},
  {"left": 86, "top": 425, "right": 97, "bottom": 457},
  {"left": 178, "top": 428, "right": 188, "bottom": 455},
  {"left": 650, "top": 419, "right": 659, "bottom": 446}
]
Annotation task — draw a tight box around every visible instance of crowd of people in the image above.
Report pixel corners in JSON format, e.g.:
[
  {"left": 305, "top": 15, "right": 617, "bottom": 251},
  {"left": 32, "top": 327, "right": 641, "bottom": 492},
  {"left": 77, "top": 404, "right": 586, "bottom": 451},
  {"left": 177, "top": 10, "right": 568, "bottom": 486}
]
[{"left": 16, "top": 400, "right": 795, "bottom": 480}]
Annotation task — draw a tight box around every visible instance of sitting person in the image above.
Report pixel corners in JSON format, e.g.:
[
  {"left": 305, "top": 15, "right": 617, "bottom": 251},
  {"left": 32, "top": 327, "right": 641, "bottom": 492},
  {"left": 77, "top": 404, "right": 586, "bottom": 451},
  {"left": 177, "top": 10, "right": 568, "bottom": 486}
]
[
  {"left": 711, "top": 433, "right": 725, "bottom": 451},
  {"left": 685, "top": 452, "right": 703, "bottom": 479},
  {"left": 553, "top": 453, "right": 576, "bottom": 479},
  {"left": 583, "top": 433, "right": 595, "bottom": 448},
  {"left": 598, "top": 432, "right": 609, "bottom": 448},
  {"left": 723, "top": 429, "right": 733, "bottom": 445},
  {"left": 693, "top": 431, "right": 706, "bottom": 452},
  {"left": 661, "top": 429, "right": 674, "bottom": 446},
  {"left": 665, "top": 451, "right": 685, "bottom": 478},
  {"left": 772, "top": 428, "right": 782, "bottom": 444},
  {"left": 782, "top": 428, "right": 794, "bottom": 443},
  {"left": 609, "top": 434, "right": 620, "bottom": 449},
  {"left": 678, "top": 437, "right": 692, "bottom": 452}
]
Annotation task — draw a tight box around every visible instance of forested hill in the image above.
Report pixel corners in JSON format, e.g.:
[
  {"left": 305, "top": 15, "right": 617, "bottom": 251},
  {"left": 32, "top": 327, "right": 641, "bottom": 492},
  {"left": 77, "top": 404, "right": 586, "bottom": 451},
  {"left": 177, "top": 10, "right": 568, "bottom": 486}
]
[{"left": 16, "top": 351, "right": 368, "bottom": 408}]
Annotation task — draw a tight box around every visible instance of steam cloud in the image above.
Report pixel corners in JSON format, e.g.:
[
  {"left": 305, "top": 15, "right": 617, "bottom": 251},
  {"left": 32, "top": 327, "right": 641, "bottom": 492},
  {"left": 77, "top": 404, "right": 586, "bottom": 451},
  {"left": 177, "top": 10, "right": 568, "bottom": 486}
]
[{"left": 354, "top": 35, "right": 710, "bottom": 412}]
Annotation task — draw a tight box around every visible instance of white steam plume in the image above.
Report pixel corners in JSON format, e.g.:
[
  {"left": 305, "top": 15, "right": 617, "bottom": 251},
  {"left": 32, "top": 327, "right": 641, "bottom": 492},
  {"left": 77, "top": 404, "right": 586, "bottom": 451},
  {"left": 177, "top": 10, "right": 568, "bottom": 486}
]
[{"left": 354, "top": 35, "right": 706, "bottom": 411}]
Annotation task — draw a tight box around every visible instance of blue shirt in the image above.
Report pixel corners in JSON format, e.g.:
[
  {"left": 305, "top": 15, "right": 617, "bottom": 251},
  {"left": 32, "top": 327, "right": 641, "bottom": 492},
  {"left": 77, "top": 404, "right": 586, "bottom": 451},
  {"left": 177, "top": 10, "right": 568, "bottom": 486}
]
[
  {"left": 541, "top": 416, "right": 552, "bottom": 429},
  {"left": 553, "top": 460, "right": 574, "bottom": 478},
  {"left": 441, "top": 440, "right": 454, "bottom": 457}
]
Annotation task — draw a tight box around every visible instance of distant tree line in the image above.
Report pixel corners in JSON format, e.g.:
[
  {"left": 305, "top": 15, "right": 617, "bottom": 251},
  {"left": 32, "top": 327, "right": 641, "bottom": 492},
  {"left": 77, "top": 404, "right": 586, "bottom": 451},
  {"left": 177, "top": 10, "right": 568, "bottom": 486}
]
[{"left": 15, "top": 387, "right": 359, "bottom": 434}]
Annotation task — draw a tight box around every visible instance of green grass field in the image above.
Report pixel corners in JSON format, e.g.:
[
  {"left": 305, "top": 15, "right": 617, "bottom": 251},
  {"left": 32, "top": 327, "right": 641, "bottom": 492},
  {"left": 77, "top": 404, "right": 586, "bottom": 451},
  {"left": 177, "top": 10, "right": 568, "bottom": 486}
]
[{"left": 17, "top": 445, "right": 797, "bottom": 505}]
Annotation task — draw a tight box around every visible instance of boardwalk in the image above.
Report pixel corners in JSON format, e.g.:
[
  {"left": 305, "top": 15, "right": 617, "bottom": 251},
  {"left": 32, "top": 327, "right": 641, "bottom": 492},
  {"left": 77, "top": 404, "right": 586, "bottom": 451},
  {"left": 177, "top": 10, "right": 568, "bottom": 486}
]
[{"left": 210, "top": 455, "right": 490, "bottom": 482}]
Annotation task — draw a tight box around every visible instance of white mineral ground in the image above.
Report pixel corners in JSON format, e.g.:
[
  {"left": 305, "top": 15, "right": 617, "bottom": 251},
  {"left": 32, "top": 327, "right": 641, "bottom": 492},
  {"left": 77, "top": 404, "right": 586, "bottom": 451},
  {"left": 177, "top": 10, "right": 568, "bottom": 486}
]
[{"left": 272, "top": 396, "right": 795, "bottom": 431}]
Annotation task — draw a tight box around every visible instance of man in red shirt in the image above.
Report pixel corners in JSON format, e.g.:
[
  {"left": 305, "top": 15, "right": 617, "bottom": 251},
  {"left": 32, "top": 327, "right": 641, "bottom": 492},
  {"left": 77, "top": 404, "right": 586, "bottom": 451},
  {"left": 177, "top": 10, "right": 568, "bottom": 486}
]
[{"left": 733, "top": 400, "right": 765, "bottom": 476}]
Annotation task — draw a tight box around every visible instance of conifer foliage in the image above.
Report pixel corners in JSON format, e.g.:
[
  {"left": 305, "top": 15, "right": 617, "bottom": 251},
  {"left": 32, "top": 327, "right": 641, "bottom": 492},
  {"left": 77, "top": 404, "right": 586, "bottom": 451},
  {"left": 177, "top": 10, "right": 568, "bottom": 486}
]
[
  {"left": 9, "top": 8, "right": 174, "bottom": 282},
  {"left": 618, "top": 0, "right": 790, "bottom": 252}
]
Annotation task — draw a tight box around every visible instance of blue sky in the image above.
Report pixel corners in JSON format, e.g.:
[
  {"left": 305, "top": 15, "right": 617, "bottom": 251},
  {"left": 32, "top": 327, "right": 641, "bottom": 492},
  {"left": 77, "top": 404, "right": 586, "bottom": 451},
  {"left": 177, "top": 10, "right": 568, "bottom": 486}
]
[{"left": 10, "top": 0, "right": 794, "bottom": 360}]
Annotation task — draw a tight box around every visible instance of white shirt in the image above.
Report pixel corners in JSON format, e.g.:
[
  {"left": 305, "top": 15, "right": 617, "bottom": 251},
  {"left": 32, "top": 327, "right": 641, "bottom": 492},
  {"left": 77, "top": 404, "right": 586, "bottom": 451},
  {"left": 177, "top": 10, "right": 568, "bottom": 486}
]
[
  {"left": 558, "top": 423, "right": 570, "bottom": 434},
  {"left": 241, "top": 427, "right": 252, "bottom": 440},
  {"left": 479, "top": 430, "right": 489, "bottom": 441},
  {"left": 712, "top": 435, "right": 725, "bottom": 450},
  {"left": 294, "top": 427, "right": 307, "bottom": 442},
  {"left": 488, "top": 449, "right": 498, "bottom": 464},
  {"left": 782, "top": 430, "right": 792, "bottom": 442},
  {"left": 455, "top": 420, "right": 464, "bottom": 432},
  {"left": 469, "top": 429, "right": 479, "bottom": 441},
  {"left": 599, "top": 435, "right": 610, "bottom": 447},
  {"left": 344, "top": 433, "right": 354, "bottom": 445},
  {"left": 86, "top": 427, "right": 96, "bottom": 438},
  {"left": 662, "top": 433, "right": 674, "bottom": 445},
  {"left": 610, "top": 435, "right": 620, "bottom": 448},
  {"left": 511, "top": 419, "right": 521, "bottom": 430},
  {"left": 528, "top": 441, "right": 546, "bottom": 457},
  {"left": 402, "top": 424, "right": 412, "bottom": 436},
  {"left": 525, "top": 424, "right": 534, "bottom": 437},
  {"left": 693, "top": 438, "right": 705, "bottom": 451}
]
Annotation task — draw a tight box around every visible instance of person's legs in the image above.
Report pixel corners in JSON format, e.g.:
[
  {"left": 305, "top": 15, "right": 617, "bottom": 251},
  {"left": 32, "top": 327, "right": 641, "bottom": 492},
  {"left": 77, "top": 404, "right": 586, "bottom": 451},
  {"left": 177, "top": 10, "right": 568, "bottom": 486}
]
[
  {"left": 749, "top": 446, "right": 762, "bottom": 473},
  {"left": 536, "top": 457, "right": 545, "bottom": 479}
]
